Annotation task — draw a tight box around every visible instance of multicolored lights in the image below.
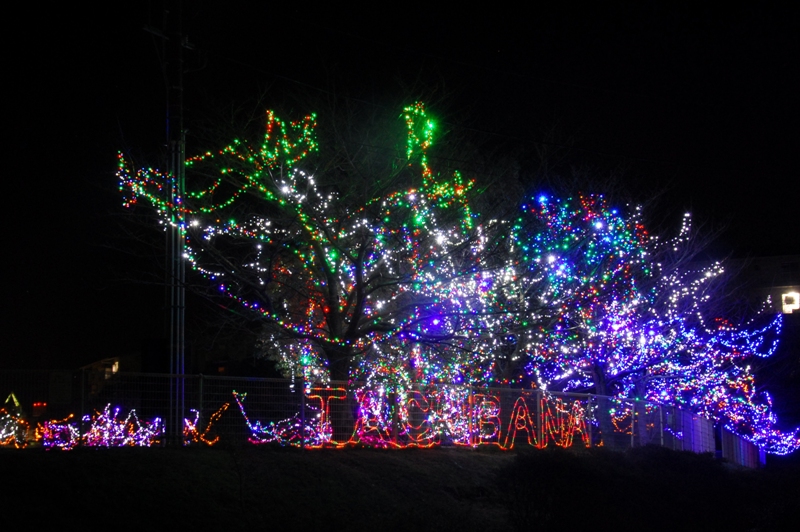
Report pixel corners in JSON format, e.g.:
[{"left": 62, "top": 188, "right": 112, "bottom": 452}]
[
  {"left": 0, "top": 383, "right": 775, "bottom": 463},
  {"left": 117, "top": 103, "right": 798, "bottom": 455},
  {"left": 29, "top": 405, "right": 225, "bottom": 449}
]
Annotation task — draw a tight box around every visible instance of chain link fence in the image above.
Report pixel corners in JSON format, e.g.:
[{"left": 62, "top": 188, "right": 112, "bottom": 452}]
[{"left": 0, "top": 369, "right": 763, "bottom": 466}]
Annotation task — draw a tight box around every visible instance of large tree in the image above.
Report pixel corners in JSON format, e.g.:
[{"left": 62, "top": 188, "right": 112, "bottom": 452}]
[
  {"left": 119, "top": 103, "right": 797, "bottom": 454},
  {"left": 504, "top": 194, "right": 796, "bottom": 454},
  {"left": 507, "top": 194, "right": 653, "bottom": 395},
  {"left": 119, "top": 103, "right": 491, "bottom": 382}
]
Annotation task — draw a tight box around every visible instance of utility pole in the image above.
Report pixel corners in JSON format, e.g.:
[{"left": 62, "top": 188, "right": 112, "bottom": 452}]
[
  {"left": 147, "top": 0, "right": 190, "bottom": 445},
  {"left": 167, "top": 1, "right": 188, "bottom": 446}
]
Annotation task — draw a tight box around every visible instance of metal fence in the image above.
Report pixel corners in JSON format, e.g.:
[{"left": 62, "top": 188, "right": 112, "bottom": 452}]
[{"left": 0, "top": 369, "right": 764, "bottom": 466}]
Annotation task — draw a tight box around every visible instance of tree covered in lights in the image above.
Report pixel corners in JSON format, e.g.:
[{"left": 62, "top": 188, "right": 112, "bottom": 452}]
[
  {"left": 502, "top": 195, "right": 796, "bottom": 454},
  {"left": 119, "top": 103, "right": 495, "bottom": 382},
  {"left": 504, "top": 194, "right": 653, "bottom": 394},
  {"left": 118, "top": 102, "right": 797, "bottom": 454}
]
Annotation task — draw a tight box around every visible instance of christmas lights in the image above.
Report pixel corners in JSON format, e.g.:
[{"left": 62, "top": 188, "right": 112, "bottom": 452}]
[
  {"left": 233, "top": 391, "right": 337, "bottom": 447},
  {"left": 184, "top": 403, "right": 230, "bottom": 446},
  {"left": 0, "top": 393, "right": 32, "bottom": 448},
  {"left": 0, "top": 408, "right": 30, "bottom": 448},
  {"left": 81, "top": 405, "right": 164, "bottom": 447},
  {"left": 40, "top": 415, "right": 80, "bottom": 450},
  {"left": 234, "top": 386, "right": 594, "bottom": 450},
  {"left": 118, "top": 101, "right": 798, "bottom": 454},
  {"left": 507, "top": 197, "right": 796, "bottom": 454}
]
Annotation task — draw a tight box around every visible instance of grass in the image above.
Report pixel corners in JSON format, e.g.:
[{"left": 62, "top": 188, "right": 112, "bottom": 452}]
[{"left": 2, "top": 444, "right": 797, "bottom": 531}]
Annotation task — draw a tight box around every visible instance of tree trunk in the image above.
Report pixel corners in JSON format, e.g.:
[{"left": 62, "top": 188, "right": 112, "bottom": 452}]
[
  {"left": 325, "top": 346, "right": 357, "bottom": 444},
  {"left": 593, "top": 366, "right": 623, "bottom": 450}
]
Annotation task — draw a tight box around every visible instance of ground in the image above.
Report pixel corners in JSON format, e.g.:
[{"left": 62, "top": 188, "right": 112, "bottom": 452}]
[{"left": 2, "top": 445, "right": 798, "bottom": 530}]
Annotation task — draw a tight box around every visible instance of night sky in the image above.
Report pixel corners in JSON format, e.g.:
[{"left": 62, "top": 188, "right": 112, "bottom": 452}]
[{"left": 6, "top": 0, "right": 798, "bottom": 405}]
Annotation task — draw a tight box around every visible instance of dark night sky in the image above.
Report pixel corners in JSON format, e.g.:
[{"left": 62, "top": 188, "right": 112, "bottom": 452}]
[{"left": 6, "top": 2, "right": 798, "bottom": 397}]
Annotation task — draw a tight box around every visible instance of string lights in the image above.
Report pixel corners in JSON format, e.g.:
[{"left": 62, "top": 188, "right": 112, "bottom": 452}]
[
  {"left": 233, "top": 387, "right": 594, "bottom": 450},
  {"left": 184, "top": 403, "right": 230, "bottom": 446},
  {"left": 33, "top": 407, "right": 229, "bottom": 449},
  {"left": 80, "top": 405, "right": 164, "bottom": 447},
  {"left": 233, "top": 391, "right": 336, "bottom": 447},
  {"left": 40, "top": 415, "right": 79, "bottom": 450},
  {"left": 117, "top": 103, "right": 798, "bottom": 455},
  {"left": 0, "top": 408, "right": 30, "bottom": 448},
  {"left": 506, "top": 197, "right": 795, "bottom": 454}
]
